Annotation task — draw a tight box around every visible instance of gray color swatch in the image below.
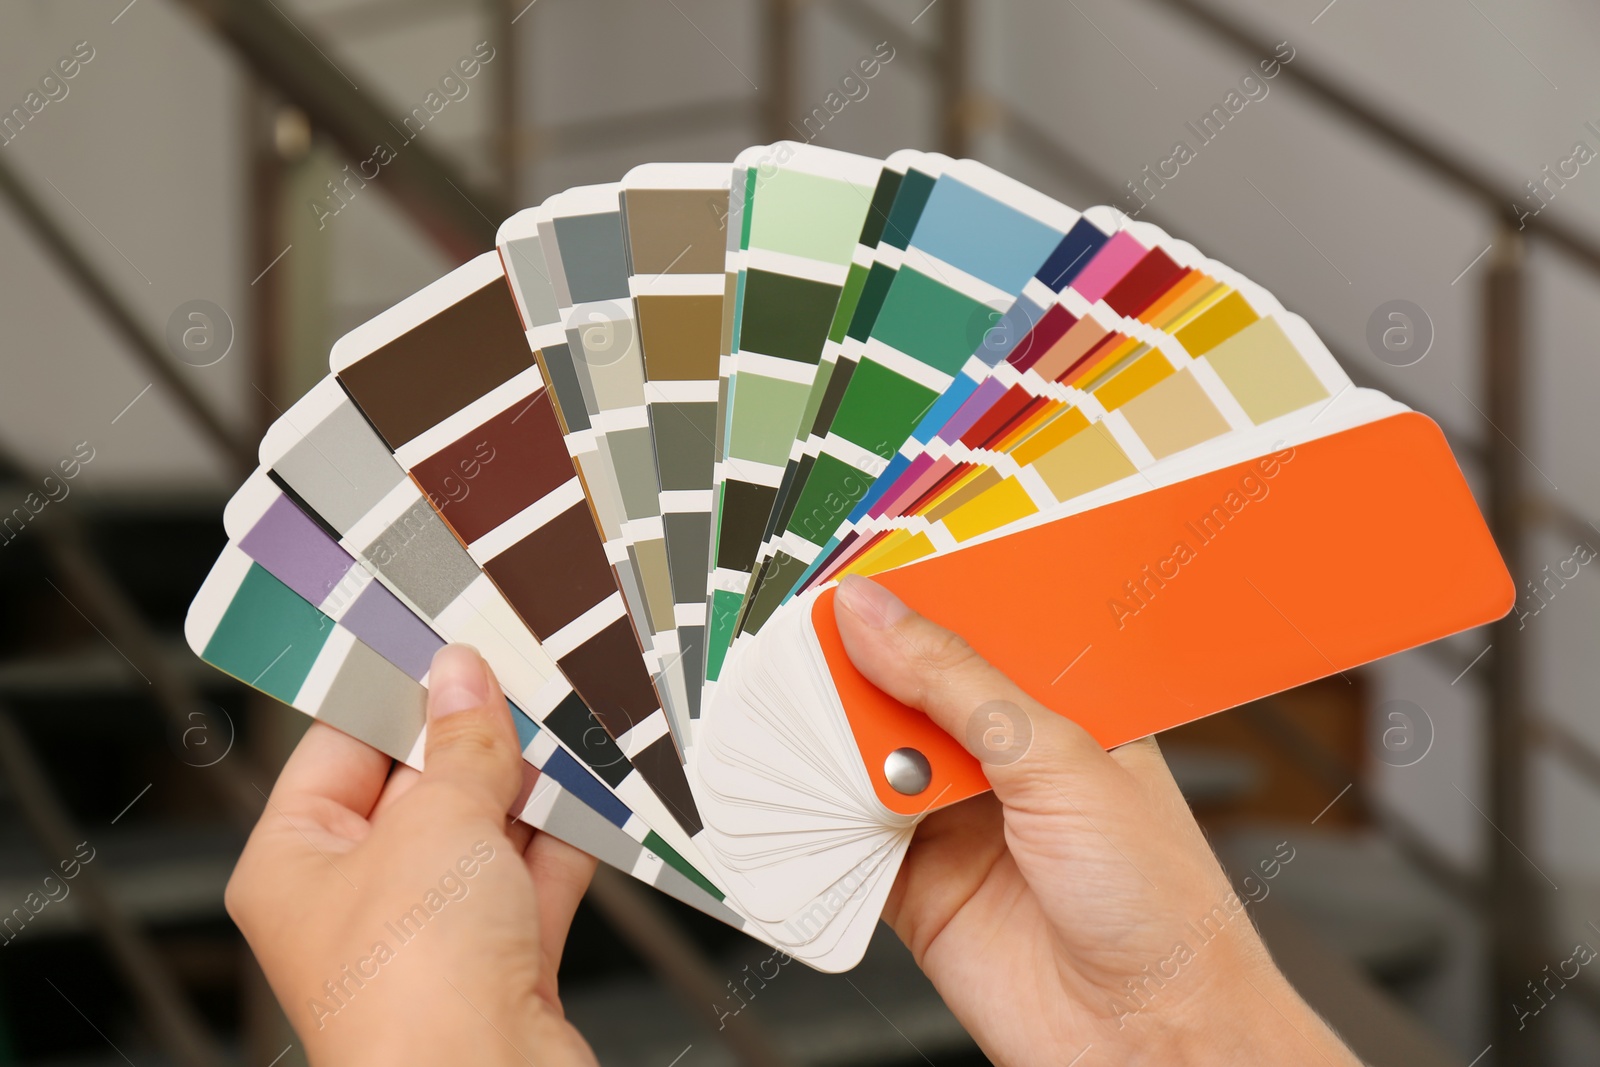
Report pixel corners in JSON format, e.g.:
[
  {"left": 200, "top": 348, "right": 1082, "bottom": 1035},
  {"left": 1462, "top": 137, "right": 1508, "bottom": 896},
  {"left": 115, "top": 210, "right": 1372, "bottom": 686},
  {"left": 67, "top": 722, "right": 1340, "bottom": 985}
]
[
  {"left": 276, "top": 400, "right": 406, "bottom": 531},
  {"left": 552, "top": 211, "right": 630, "bottom": 303},
  {"left": 362, "top": 497, "right": 481, "bottom": 618},
  {"left": 319, "top": 639, "right": 427, "bottom": 762}
]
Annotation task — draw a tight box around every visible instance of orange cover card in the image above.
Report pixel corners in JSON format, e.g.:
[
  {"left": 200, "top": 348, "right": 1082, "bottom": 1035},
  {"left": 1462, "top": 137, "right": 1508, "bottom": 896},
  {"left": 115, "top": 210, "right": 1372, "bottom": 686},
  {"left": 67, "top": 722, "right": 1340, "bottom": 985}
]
[{"left": 810, "top": 411, "right": 1515, "bottom": 817}]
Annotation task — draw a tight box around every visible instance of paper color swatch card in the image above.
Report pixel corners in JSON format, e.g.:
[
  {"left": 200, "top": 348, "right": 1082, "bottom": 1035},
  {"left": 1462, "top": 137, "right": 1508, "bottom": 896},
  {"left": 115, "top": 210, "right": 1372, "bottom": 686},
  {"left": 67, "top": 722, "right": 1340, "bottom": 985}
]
[{"left": 187, "top": 143, "right": 1513, "bottom": 972}]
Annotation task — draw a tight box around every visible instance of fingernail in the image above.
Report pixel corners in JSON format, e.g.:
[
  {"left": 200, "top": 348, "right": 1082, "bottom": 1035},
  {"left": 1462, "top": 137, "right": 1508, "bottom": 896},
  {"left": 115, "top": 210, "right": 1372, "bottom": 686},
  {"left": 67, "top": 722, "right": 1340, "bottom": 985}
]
[
  {"left": 837, "top": 575, "right": 912, "bottom": 630},
  {"left": 429, "top": 644, "right": 489, "bottom": 718}
]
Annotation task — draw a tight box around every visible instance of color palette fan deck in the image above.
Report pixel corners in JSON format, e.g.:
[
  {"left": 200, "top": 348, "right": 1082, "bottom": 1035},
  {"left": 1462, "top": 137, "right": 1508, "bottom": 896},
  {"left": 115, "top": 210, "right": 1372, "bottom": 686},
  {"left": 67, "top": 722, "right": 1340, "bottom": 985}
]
[{"left": 186, "top": 144, "right": 1513, "bottom": 972}]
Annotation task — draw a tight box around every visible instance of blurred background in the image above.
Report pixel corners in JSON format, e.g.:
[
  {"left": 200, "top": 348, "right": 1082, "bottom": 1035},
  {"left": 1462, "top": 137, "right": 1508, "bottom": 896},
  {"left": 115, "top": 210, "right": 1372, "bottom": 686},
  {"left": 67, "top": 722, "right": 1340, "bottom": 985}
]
[{"left": 1, "top": 0, "right": 1597, "bottom": 1063}]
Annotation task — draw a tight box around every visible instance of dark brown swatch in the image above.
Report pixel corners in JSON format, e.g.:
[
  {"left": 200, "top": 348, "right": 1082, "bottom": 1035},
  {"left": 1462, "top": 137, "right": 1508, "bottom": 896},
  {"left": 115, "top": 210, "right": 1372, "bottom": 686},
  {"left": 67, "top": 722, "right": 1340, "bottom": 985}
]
[
  {"left": 714, "top": 481, "right": 778, "bottom": 572},
  {"left": 338, "top": 279, "right": 533, "bottom": 448},
  {"left": 556, "top": 615, "right": 660, "bottom": 737},
  {"left": 630, "top": 733, "right": 701, "bottom": 835},
  {"left": 482, "top": 503, "right": 616, "bottom": 637}
]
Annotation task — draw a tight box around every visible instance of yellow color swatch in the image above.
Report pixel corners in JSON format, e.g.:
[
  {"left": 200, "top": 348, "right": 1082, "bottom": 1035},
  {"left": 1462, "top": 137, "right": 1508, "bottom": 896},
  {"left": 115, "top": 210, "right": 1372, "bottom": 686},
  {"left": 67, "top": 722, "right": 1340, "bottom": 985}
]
[
  {"left": 925, "top": 466, "right": 1004, "bottom": 523},
  {"left": 994, "top": 399, "right": 1065, "bottom": 454},
  {"left": 1205, "top": 316, "right": 1329, "bottom": 424},
  {"left": 1160, "top": 281, "right": 1230, "bottom": 334},
  {"left": 1143, "top": 273, "right": 1214, "bottom": 330},
  {"left": 844, "top": 529, "right": 936, "bottom": 578},
  {"left": 1119, "top": 367, "right": 1232, "bottom": 460},
  {"left": 1073, "top": 336, "right": 1142, "bottom": 390},
  {"left": 943, "top": 477, "right": 1039, "bottom": 543},
  {"left": 1031, "top": 422, "right": 1138, "bottom": 504},
  {"left": 1093, "top": 349, "right": 1176, "bottom": 411},
  {"left": 1010, "top": 405, "right": 1091, "bottom": 468},
  {"left": 1175, "top": 290, "right": 1258, "bottom": 356}
]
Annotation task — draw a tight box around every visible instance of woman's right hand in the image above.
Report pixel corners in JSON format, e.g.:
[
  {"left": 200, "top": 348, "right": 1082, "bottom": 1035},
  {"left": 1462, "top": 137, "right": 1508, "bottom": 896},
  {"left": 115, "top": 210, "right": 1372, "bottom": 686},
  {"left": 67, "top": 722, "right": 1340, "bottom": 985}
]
[{"left": 833, "top": 574, "right": 1360, "bottom": 1067}]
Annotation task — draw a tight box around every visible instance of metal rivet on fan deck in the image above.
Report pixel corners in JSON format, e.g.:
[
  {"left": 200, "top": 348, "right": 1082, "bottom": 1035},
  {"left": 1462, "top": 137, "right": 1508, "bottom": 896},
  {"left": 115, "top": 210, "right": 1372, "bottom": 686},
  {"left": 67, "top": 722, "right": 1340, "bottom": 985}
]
[{"left": 884, "top": 748, "right": 932, "bottom": 795}]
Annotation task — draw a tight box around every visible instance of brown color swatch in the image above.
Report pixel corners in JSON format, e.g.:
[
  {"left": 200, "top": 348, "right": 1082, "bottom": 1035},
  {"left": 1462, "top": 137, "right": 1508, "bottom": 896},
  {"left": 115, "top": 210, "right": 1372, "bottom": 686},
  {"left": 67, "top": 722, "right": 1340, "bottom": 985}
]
[
  {"left": 624, "top": 188, "right": 728, "bottom": 276},
  {"left": 636, "top": 294, "right": 723, "bottom": 381},
  {"left": 482, "top": 503, "right": 615, "bottom": 637},
  {"left": 714, "top": 481, "right": 778, "bottom": 572},
  {"left": 412, "top": 389, "right": 575, "bottom": 544},
  {"left": 556, "top": 615, "right": 660, "bottom": 736},
  {"left": 630, "top": 733, "right": 700, "bottom": 834},
  {"left": 338, "top": 280, "right": 533, "bottom": 448}
]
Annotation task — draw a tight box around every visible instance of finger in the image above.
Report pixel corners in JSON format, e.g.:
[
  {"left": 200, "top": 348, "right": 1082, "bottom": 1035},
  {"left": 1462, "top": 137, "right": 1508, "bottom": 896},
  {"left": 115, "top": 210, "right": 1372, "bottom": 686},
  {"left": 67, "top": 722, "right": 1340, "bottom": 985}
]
[
  {"left": 522, "top": 832, "right": 598, "bottom": 973},
  {"left": 883, "top": 793, "right": 1005, "bottom": 962},
  {"left": 504, "top": 761, "right": 542, "bottom": 853},
  {"left": 271, "top": 720, "right": 393, "bottom": 818},
  {"left": 420, "top": 645, "right": 524, "bottom": 821},
  {"left": 833, "top": 574, "right": 1120, "bottom": 801},
  {"left": 506, "top": 817, "right": 534, "bottom": 854},
  {"left": 370, "top": 764, "right": 422, "bottom": 819}
]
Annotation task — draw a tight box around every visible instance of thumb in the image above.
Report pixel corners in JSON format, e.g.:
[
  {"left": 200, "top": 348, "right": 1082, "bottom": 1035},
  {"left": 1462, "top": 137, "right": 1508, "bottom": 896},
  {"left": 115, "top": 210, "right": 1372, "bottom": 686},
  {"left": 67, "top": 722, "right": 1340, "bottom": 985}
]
[
  {"left": 832, "top": 574, "right": 1119, "bottom": 803},
  {"left": 422, "top": 644, "right": 524, "bottom": 819}
]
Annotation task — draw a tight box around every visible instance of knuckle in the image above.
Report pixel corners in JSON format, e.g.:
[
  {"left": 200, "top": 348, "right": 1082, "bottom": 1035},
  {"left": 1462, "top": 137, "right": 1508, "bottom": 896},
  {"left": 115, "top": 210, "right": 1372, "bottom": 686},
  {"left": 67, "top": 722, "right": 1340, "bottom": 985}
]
[
  {"left": 429, "top": 712, "right": 511, "bottom": 763},
  {"left": 917, "top": 625, "right": 981, "bottom": 677}
]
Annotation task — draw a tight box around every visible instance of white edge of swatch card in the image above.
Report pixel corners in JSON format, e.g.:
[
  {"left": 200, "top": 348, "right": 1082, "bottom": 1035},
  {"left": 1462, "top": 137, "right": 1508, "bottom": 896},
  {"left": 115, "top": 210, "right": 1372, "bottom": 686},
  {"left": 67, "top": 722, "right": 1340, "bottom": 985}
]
[
  {"left": 221, "top": 468, "right": 278, "bottom": 539},
  {"left": 631, "top": 274, "right": 724, "bottom": 297},
  {"left": 886, "top": 147, "right": 947, "bottom": 174},
  {"left": 393, "top": 363, "right": 549, "bottom": 469},
  {"left": 553, "top": 181, "right": 623, "bottom": 217},
  {"left": 897, "top": 246, "right": 1013, "bottom": 307},
  {"left": 258, "top": 375, "right": 350, "bottom": 466},
  {"left": 732, "top": 142, "right": 777, "bottom": 170},
  {"left": 744, "top": 248, "right": 852, "bottom": 287},
  {"left": 758, "top": 140, "right": 882, "bottom": 188},
  {"left": 948, "top": 157, "right": 1081, "bottom": 232},
  {"left": 532, "top": 199, "right": 573, "bottom": 310},
  {"left": 296, "top": 625, "right": 355, "bottom": 711},
  {"left": 621, "top": 161, "right": 733, "bottom": 190},
  {"left": 496, "top": 206, "right": 541, "bottom": 245},
  {"left": 184, "top": 543, "right": 252, "bottom": 653},
  {"left": 1083, "top": 203, "right": 1132, "bottom": 236},
  {"left": 329, "top": 251, "right": 504, "bottom": 374}
]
